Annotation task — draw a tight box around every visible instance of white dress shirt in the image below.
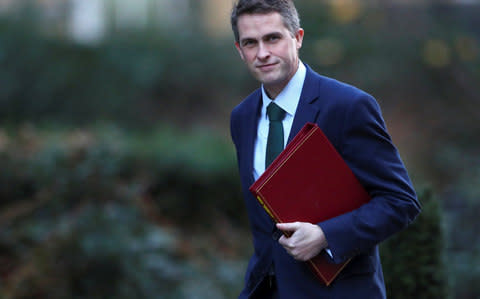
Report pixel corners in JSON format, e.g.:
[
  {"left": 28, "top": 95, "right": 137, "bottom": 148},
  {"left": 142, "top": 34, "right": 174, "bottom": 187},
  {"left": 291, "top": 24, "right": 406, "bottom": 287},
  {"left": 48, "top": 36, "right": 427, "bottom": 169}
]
[{"left": 253, "top": 61, "right": 306, "bottom": 180}]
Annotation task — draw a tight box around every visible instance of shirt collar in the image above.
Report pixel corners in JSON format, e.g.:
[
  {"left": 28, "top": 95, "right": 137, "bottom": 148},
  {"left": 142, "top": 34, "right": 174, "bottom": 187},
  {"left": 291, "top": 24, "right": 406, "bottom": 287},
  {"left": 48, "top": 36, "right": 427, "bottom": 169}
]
[{"left": 261, "top": 61, "right": 306, "bottom": 119}]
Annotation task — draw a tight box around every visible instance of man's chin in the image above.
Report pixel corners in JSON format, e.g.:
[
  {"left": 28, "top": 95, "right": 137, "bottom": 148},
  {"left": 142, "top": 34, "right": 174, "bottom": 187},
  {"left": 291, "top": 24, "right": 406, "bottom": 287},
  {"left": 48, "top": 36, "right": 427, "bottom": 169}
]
[{"left": 255, "top": 73, "right": 280, "bottom": 85}]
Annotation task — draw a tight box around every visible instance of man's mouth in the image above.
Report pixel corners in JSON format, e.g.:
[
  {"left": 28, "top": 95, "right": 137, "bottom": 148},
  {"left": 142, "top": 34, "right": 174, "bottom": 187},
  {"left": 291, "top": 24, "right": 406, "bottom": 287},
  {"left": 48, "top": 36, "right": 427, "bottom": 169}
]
[{"left": 257, "top": 63, "right": 277, "bottom": 71}]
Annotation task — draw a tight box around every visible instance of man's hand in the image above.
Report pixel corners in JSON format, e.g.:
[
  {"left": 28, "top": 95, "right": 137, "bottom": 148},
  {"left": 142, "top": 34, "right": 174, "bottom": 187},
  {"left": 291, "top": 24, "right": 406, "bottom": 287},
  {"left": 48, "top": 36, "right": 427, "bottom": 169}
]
[{"left": 276, "top": 222, "right": 328, "bottom": 261}]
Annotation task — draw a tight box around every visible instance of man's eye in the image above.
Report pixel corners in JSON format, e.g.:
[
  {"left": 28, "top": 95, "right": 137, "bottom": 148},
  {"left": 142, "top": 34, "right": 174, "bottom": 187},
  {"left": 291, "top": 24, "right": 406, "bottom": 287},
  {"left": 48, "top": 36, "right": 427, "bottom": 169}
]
[{"left": 268, "top": 35, "right": 280, "bottom": 42}]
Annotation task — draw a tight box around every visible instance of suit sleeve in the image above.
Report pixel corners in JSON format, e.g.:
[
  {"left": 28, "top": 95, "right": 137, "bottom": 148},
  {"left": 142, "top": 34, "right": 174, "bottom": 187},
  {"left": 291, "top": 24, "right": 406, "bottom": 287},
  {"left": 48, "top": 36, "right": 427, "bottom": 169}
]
[
  {"left": 230, "top": 107, "right": 242, "bottom": 167},
  {"left": 319, "top": 94, "right": 421, "bottom": 264}
]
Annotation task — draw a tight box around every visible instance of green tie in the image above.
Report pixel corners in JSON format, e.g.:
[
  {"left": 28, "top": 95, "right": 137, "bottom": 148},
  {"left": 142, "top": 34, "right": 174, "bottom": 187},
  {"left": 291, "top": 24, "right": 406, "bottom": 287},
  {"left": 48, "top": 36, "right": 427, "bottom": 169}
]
[{"left": 266, "top": 102, "right": 286, "bottom": 168}]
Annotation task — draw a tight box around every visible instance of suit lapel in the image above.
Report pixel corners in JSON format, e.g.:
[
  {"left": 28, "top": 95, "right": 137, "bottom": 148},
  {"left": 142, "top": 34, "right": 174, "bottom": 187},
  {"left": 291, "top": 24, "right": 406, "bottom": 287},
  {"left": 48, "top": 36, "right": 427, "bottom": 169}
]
[
  {"left": 243, "top": 90, "right": 262, "bottom": 184},
  {"left": 288, "top": 65, "right": 322, "bottom": 143},
  {"left": 242, "top": 66, "right": 322, "bottom": 181}
]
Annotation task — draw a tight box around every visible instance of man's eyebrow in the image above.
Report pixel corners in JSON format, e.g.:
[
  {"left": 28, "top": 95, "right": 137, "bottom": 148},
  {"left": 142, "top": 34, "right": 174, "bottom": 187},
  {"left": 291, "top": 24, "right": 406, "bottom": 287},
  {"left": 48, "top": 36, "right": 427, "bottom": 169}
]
[
  {"left": 263, "top": 32, "right": 283, "bottom": 39},
  {"left": 240, "top": 37, "right": 256, "bottom": 44}
]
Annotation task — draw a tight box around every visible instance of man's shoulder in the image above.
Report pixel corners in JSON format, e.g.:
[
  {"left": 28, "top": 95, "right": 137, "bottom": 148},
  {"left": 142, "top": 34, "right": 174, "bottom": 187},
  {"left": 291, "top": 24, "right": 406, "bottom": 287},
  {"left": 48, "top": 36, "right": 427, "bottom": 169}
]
[
  {"left": 304, "top": 66, "right": 378, "bottom": 114},
  {"left": 307, "top": 67, "right": 372, "bottom": 100},
  {"left": 231, "top": 88, "right": 261, "bottom": 118}
]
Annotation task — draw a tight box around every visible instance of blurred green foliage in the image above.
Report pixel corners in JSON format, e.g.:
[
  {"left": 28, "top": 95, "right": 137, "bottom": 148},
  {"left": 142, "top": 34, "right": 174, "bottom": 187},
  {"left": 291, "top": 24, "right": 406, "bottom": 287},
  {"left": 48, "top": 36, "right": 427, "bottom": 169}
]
[
  {"left": 0, "top": 124, "right": 244, "bottom": 224},
  {"left": 381, "top": 188, "right": 448, "bottom": 299},
  {"left": 0, "top": 20, "right": 245, "bottom": 128},
  {"left": 0, "top": 125, "right": 248, "bottom": 298}
]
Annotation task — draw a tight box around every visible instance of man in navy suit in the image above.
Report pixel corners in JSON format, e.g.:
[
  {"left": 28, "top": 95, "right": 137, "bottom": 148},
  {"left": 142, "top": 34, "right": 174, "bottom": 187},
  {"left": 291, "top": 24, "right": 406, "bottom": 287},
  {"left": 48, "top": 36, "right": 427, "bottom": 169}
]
[{"left": 229, "top": 1, "right": 421, "bottom": 298}]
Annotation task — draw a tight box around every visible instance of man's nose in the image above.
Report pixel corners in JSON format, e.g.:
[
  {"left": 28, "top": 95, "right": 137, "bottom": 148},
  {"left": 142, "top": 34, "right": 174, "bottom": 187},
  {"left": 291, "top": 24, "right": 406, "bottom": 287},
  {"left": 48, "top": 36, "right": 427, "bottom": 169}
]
[{"left": 257, "top": 43, "right": 270, "bottom": 60}]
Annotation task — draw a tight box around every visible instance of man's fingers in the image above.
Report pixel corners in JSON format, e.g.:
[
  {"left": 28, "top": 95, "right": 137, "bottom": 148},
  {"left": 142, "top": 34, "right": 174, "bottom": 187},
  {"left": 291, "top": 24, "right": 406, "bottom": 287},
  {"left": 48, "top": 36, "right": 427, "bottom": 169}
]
[
  {"left": 276, "top": 222, "right": 327, "bottom": 261},
  {"left": 276, "top": 222, "right": 300, "bottom": 232},
  {"left": 277, "top": 222, "right": 302, "bottom": 249},
  {"left": 278, "top": 235, "right": 306, "bottom": 261},
  {"left": 278, "top": 235, "right": 293, "bottom": 249}
]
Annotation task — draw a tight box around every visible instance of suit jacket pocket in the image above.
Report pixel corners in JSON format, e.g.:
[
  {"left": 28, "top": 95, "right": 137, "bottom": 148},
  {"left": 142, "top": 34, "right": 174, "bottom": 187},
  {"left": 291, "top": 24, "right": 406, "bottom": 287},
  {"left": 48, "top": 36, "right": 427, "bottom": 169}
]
[{"left": 242, "top": 252, "right": 272, "bottom": 297}]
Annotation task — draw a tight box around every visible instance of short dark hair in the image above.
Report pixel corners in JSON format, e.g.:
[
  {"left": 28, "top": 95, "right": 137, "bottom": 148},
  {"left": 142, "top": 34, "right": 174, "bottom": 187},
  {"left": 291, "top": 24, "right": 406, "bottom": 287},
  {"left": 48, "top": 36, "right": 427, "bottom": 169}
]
[{"left": 231, "top": 0, "right": 301, "bottom": 43}]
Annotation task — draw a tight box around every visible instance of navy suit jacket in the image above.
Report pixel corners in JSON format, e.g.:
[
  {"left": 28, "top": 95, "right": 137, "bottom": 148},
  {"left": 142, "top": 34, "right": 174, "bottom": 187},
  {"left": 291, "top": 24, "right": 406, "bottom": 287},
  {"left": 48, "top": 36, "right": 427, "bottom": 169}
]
[{"left": 230, "top": 65, "right": 421, "bottom": 299}]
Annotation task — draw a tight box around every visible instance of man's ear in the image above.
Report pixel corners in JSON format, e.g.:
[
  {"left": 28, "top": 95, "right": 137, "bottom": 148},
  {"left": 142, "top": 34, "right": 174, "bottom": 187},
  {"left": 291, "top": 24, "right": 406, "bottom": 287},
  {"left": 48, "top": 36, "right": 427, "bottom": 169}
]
[
  {"left": 295, "top": 28, "right": 304, "bottom": 50},
  {"left": 235, "top": 42, "right": 245, "bottom": 61}
]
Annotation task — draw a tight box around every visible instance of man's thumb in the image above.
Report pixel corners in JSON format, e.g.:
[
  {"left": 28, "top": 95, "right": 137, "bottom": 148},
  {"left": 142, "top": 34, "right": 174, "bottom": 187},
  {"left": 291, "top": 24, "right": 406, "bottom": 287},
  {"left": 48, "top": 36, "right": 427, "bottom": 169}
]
[{"left": 276, "top": 222, "right": 300, "bottom": 232}]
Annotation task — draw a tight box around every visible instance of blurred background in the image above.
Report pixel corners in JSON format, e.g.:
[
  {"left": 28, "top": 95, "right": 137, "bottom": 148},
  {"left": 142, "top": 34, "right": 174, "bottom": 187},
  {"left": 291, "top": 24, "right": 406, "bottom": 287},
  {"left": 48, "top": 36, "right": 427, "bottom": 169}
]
[{"left": 0, "top": 0, "right": 478, "bottom": 298}]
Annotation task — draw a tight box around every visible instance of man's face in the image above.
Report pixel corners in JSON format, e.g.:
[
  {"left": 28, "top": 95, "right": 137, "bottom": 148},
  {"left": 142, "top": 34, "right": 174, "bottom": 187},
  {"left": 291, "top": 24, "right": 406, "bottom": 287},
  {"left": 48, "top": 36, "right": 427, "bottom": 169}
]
[{"left": 235, "top": 12, "right": 304, "bottom": 98}]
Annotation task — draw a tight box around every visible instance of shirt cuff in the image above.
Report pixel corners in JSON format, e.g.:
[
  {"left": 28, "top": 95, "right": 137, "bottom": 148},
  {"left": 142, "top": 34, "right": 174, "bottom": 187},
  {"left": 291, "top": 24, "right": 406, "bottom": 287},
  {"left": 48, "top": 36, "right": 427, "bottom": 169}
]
[{"left": 325, "top": 248, "right": 333, "bottom": 259}]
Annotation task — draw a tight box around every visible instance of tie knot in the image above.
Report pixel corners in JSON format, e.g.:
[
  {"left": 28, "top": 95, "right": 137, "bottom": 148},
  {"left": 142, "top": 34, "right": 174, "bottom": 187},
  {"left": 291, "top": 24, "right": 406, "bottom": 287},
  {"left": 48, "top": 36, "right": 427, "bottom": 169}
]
[{"left": 267, "top": 102, "right": 286, "bottom": 122}]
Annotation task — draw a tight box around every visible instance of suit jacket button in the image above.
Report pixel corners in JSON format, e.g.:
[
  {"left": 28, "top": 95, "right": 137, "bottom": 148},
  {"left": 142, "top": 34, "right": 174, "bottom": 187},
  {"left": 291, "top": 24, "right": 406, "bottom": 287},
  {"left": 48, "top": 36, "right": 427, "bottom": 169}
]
[{"left": 272, "top": 228, "right": 283, "bottom": 241}]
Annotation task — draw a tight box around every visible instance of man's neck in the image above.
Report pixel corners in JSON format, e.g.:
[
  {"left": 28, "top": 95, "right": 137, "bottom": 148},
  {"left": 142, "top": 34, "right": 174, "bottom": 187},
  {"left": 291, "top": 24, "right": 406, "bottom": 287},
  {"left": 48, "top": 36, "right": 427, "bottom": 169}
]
[{"left": 263, "top": 61, "right": 300, "bottom": 99}]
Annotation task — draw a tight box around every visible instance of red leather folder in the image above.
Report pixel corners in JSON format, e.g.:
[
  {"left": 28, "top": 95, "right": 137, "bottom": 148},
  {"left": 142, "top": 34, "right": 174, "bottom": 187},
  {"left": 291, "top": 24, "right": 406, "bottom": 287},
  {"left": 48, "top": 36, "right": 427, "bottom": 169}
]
[{"left": 249, "top": 122, "right": 371, "bottom": 286}]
